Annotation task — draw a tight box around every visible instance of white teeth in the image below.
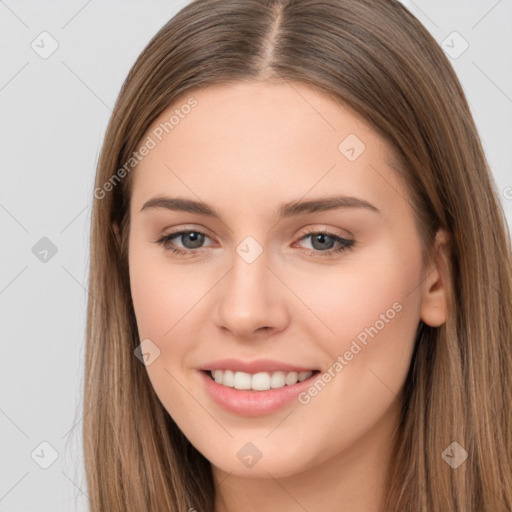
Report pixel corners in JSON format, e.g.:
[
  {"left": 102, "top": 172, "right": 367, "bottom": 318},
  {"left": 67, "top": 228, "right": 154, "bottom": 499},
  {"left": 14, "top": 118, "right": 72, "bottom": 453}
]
[
  {"left": 298, "top": 371, "right": 311, "bottom": 382},
  {"left": 270, "top": 371, "right": 286, "bottom": 388},
  {"left": 251, "top": 372, "right": 271, "bottom": 391},
  {"left": 210, "top": 369, "right": 314, "bottom": 390},
  {"left": 285, "top": 371, "right": 298, "bottom": 385},
  {"left": 233, "top": 371, "right": 252, "bottom": 390},
  {"left": 223, "top": 369, "right": 234, "bottom": 387}
]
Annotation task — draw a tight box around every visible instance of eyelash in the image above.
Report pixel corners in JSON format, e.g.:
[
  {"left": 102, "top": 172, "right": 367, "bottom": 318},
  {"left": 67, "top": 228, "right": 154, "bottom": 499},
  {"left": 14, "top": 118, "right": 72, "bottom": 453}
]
[{"left": 155, "top": 228, "right": 355, "bottom": 258}]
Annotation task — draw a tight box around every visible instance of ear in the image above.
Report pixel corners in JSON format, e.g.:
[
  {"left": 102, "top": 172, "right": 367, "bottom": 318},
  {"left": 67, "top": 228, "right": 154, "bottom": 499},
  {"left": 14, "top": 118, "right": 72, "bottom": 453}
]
[
  {"left": 420, "top": 229, "right": 451, "bottom": 327},
  {"left": 112, "top": 222, "right": 121, "bottom": 246}
]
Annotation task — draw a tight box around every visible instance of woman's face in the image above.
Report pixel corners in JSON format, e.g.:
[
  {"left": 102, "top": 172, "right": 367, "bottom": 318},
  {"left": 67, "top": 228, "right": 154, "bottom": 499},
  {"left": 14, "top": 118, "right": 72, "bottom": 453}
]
[{"left": 127, "top": 80, "right": 446, "bottom": 479}]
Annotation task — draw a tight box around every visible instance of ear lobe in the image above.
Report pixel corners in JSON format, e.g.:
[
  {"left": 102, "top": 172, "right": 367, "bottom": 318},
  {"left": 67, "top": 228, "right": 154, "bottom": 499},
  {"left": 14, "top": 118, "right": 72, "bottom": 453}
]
[{"left": 420, "top": 229, "right": 451, "bottom": 327}]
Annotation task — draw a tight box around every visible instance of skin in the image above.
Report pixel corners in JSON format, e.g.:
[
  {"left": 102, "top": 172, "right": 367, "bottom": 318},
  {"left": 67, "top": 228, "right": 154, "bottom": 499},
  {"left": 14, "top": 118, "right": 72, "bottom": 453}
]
[{"left": 122, "top": 80, "right": 448, "bottom": 512}]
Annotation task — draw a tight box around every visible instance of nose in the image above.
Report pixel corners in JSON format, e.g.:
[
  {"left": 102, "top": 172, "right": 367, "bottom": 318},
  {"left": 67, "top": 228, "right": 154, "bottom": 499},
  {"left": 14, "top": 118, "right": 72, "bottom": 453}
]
[{"left": 213, "top": 248, "right": 289, "bottom": 339}]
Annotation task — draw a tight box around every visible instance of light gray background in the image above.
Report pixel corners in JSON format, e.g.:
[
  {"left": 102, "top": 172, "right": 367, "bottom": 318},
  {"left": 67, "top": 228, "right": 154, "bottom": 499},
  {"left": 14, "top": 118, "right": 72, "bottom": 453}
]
[{"left": 1, "top": 1, "right": 511, "bottom": 510}]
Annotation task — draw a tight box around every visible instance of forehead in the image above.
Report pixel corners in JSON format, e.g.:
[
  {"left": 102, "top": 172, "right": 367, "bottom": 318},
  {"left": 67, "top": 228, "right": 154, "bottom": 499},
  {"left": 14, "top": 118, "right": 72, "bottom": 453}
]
[
  {"left": 141, "top": 80, "right": 378, "bottom": 155},
  {"left": 131, "top": 80, "right": 409, "bottom": 219}
]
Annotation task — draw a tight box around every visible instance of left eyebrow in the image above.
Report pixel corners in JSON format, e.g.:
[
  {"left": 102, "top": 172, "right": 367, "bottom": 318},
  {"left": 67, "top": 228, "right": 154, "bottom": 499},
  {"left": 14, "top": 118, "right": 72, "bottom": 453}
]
[
  {"left": 277, "top": 195, "right": 381, "bottom": 217},
  {"left": 140, "top": 194, "right": 381, "bottom": 219}
]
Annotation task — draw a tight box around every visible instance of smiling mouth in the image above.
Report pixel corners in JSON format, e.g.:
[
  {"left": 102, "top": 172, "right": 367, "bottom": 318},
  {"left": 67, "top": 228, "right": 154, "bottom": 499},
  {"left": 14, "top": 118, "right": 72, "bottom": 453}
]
[{"left": 202, "top": 369, "right": 321, "bottom": 391}]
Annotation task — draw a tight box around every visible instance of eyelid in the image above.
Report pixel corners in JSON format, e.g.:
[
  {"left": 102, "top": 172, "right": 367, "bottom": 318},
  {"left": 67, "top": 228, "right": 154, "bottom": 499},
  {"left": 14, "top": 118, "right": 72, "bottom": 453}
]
[
  {"left": 297, "top": 224, "right": 353, "bottom": 240},
  {"left": 156, "top": 224, "right": 215, "bottom": 241}
]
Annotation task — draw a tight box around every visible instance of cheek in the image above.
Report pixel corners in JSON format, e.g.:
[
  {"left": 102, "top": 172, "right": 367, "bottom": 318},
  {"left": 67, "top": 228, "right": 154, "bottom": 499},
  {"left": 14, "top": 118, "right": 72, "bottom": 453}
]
[
  {"left": 288, "top": 245, "right": 422, "bottom": 404},
  {"left": 285, "top": 275, "right": 420, "bottom": 460},
  {"left": 285, "top": 243, "right": 422, "bottom": 344},
  {"left": 128, "top": 243, "right": 218, "bottom": 405},
  {"left": 128, "top": 249, "right": 204, "bottom": 417},
  {"left": 129, "top": 242, "right": 205, "bottom": 340}
]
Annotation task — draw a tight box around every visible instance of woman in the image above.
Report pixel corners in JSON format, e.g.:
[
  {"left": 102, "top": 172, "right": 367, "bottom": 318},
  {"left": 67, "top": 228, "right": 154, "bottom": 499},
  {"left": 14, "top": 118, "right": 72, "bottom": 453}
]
[{"left": 84, "top": 0, "right": 512, "bottom": 510}]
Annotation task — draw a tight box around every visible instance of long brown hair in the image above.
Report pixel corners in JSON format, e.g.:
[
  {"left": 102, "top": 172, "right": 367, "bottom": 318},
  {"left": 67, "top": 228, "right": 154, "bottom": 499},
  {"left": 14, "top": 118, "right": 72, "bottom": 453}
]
[{"left": 83, "top": 0, "right": 512, "bottom": 510}]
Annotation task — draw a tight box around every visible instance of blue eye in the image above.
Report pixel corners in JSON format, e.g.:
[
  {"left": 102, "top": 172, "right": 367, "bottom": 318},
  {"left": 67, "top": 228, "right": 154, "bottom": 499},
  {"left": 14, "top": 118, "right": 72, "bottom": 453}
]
[
  {"left": 155, "top": 229, "right": 355, "bottom": 257},
  {"left": 297, "top": 231, "right": 355, "bottom": 257},
  {"left": 155, "top": 230, "right": 211, "bottom": 255}
]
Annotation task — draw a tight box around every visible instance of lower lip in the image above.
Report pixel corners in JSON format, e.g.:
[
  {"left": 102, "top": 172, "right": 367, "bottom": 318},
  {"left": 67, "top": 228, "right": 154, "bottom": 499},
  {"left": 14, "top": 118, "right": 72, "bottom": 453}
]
[{"left": 198, "top": 370, "right": 319, "bottom": 417}]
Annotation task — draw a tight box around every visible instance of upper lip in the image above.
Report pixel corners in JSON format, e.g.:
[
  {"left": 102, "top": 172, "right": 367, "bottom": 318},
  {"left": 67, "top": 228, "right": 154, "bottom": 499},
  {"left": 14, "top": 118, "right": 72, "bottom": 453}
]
[{"left": 199, "top": 358, "right": 319, "bottom": 374}]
